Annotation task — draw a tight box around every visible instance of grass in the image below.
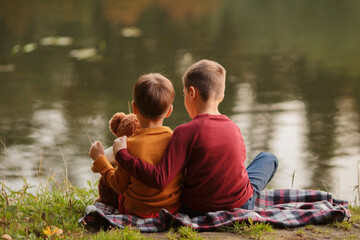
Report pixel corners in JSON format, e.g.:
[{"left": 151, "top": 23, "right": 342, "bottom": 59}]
[
  {"left": 1, "top": 177, "right": 360, "bottom": 239},
  {"left": 0, "top": 178, "right": 207, "bottom": 240},
  {"left": 220, "top": 218, "right": 274, "bottom": 239},
  {"left": 0, "top": 178, "right": 98, "bottom": 239},
  {"left": 305, "top": 224, "right": 331, "bottom": 234},
  {"left": 167, "top": 226, "right": 204, "bottom": 240},
  {"left": 89, "top": 227, "right": 151, "bottom": 240},
  {"left": 296, "top": 228, "right": 304, "bottom": 237}
]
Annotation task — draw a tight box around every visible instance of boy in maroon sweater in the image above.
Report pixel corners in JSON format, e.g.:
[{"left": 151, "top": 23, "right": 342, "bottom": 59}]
[{"left": 113, "top": 59, "right": 279, "bottom": 217}]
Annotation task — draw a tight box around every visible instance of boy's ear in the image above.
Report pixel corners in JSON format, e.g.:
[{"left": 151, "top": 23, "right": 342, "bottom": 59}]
[
  {"left": 165, "top": 105, "right": 173, "bottom": 118},
  {"left": 218, "top": 92, "right": 225, "bottom": 103},
  {"left": 132, "top": 101, "right": 139, "bottom": 114},
  {"left": 189, "top": 86, "right": 196, "bottom": 100}
]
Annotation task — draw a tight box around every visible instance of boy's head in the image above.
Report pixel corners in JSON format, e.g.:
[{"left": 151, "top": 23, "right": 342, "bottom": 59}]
[
  {"left": 133, "top": 73, "right": 175, "bottom": 120},
  {"left": 182, "top": 59, "right": 226, "bottom": 102}
]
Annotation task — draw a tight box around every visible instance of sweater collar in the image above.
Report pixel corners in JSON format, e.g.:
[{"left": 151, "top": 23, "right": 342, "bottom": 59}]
[
  {"left": 193, "top": 113, "right": 229, "bottom": 120},
  {"left": 132, "top": 126, "right": 172, "bottom": 136}
]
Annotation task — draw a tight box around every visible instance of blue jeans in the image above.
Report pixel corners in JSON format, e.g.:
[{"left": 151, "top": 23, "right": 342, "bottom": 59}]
[{"left": 240, "top": 152, "right": 279, "bottom": 210}]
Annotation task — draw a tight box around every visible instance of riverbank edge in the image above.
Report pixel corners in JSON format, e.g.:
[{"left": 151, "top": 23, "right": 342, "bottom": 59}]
[{"left": 1, "top": 180, "right": 359, "bottom": 239}]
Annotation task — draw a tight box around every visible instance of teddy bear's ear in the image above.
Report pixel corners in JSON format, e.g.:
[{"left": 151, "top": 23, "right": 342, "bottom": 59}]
[{"left": 109, "top": 112, "right": 126, "bottom": 136}]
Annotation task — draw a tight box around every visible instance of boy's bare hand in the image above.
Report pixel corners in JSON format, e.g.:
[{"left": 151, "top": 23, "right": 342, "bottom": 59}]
[
  {"left": 89, "top": 141, "right": 105, "bottom": 161},
  {"left": 113, "top": 136, "right": 127, "bottom": 156}
]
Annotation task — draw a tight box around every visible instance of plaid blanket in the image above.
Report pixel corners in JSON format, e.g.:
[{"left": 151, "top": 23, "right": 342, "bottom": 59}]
[{"left": 79, "top": 189, "right": 351, "bottom": 232}]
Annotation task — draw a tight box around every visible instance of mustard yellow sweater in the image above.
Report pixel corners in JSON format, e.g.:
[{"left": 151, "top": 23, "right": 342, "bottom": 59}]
[{"left": 93, "top": 126, "right": 183, "bottom": 215}]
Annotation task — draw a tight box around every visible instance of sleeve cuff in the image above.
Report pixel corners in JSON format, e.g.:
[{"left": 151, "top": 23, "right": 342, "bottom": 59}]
[
  {"left": 115, "top": 149, "right": 134, "bottom": 171},
  {"left": 93, "top": 155, "right": 114, "bottom": 174}
]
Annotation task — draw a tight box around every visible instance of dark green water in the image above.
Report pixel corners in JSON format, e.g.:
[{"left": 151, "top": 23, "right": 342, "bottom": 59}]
[{"left": 1, "top": 0, "right": 360, "bottom": 203}]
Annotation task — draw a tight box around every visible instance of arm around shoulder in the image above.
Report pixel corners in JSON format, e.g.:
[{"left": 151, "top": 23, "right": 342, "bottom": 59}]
[
  {"left": 115, "top": 128, "right": 189, "bottom": 190},
  {"left": 115, "top": 149, "right": 167, "bottom": 189}
]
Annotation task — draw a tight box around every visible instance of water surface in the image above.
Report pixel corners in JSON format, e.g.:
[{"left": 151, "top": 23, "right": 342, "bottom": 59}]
[{"left": 1, "top": 0, "right": 360, "bottom": 203}]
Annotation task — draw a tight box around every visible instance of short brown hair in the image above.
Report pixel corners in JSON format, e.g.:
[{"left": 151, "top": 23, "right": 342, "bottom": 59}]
[
  {"left": 133, "top": 73, "right": 175, "bottom": 119},
  {"left": 182, "top": 59, "right": 226, "bottom": 101}
]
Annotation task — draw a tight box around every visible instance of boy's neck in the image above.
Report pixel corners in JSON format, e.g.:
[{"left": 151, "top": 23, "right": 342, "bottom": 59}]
[
  {"left": 138, "top": 117, "right": 164, "bottom": 129},
  {"left": 194, "top": 99, "right": 221, "bottom": 117}
]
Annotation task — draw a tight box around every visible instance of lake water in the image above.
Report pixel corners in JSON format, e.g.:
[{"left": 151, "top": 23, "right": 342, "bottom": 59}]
[{"left": 1, "top": 0, "right": 360, "bottom": 204}]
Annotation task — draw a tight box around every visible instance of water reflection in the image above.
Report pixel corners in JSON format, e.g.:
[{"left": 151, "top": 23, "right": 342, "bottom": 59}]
[
  {"left": 1, "top": 0, "right": 360, "bottom": 203},
  {"left": 232, "top": 83, "right": 310, "bottom": 188}
]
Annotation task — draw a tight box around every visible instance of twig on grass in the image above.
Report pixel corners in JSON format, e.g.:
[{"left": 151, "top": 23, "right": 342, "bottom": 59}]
[
  {"left": 37, "top": 147, "right": 43, "bottom": 178},
  {"left": 1, "top": 184, "right": 9, "bottom": 206},
  {"left": 0, "top": 139, "right": 8, "bottom": 182},
  {"left": 59, "top": 146, "right": 69, "bottom": 192},
  {"left": 357, "top": 161, "right": 360, "bottom": 205},
  {"left": 128, "top": 101, "right": 132, "bottom": 114},
  {"left": 86, "top": 132, "right": 93, "bottom": 144},
  {"left": 291, "top": 171, "right": 295, "bottom": 188}
]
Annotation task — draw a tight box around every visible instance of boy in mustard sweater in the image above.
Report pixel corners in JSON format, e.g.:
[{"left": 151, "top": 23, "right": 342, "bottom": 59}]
[{"left": 89, "top": 73, "right": 183, "bottom": 218}]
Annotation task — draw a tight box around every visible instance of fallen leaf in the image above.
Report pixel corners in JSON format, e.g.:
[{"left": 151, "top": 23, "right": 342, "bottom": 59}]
[
  {"left": 2, "top": 234, "right": 12, "bottom": 240},
  {"left": 55, "top": 228, "right": 63, "bottom": 236}
]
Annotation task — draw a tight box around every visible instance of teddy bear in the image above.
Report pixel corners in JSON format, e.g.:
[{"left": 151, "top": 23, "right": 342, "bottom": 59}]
[
  {"left": 91, "top": 112, "right": 140, "bottom": 172},
  {"left": 92, "top": 112, "right": 140, "bottom": 208}
]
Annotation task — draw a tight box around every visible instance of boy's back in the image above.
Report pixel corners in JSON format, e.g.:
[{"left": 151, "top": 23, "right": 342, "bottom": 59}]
[
  {"left": 171, "top": 114, "right": 252, "bottom": 212},
  {"left": 123, "top": 127, "right": 182, "bottom": 215}
]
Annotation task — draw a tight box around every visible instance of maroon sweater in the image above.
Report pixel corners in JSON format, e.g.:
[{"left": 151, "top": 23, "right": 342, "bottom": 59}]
[{"left": 116, "top": 114, "right": 254, "bottom": 212}]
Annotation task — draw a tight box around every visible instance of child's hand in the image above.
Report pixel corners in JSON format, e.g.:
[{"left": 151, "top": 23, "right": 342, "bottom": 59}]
[
  {"left": 113, "top": 136, "right": 127, "bottom": 156},
  {"left": 89, "top": 141, "right": 105, "bottom": 161}
]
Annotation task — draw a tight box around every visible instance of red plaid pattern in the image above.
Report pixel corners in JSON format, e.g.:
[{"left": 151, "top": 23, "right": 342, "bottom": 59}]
[{"left": 79, "top": 189, "right": 350, "bottom": 232}]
